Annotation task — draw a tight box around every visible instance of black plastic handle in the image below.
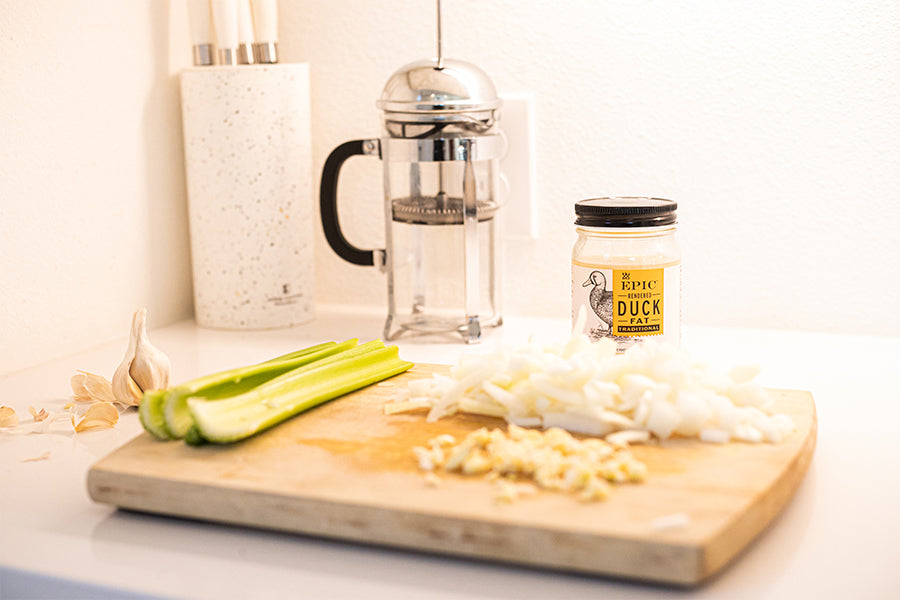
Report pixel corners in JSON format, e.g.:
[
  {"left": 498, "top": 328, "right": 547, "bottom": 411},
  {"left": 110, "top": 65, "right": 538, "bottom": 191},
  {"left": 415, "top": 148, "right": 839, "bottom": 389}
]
[{"left": 319, "top": 139, "right": 377, "bottom": 266}]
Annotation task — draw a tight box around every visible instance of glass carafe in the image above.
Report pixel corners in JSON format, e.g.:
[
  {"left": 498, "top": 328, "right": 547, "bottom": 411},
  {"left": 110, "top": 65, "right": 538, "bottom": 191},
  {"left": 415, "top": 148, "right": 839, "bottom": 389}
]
[{"left": 319, "top": 59, "right": 505, "bottom": 343}]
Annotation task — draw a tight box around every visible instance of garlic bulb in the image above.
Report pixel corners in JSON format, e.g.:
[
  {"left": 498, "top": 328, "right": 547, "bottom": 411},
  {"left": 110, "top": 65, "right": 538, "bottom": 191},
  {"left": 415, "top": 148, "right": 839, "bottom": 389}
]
[{"left": 111, "top": 308, "right": 171, "bottom": 406}]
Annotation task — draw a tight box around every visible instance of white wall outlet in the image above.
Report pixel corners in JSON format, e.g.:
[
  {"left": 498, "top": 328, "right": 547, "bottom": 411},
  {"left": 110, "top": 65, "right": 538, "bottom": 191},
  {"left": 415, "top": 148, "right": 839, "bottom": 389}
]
[{"left": 499, "top": 93, "right": 538, "bottom": 240}]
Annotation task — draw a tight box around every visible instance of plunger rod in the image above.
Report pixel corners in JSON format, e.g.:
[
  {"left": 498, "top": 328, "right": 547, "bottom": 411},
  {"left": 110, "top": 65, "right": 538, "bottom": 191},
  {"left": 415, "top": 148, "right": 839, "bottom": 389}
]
[{"left": 436, "top": 0, "right": 443, "bottom": 69}]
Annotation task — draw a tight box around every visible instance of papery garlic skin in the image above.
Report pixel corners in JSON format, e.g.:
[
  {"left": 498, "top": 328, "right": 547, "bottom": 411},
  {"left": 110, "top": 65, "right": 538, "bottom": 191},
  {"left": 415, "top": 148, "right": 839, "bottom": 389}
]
[
  {"left": 0, "top": 406, "right": 18, "bottom": 428},
  {"left": 111, "top": 308, "right": 171, "bottom": 406},
  {"left": 70, "top": 370, "right": 118, "bottom": 404}
]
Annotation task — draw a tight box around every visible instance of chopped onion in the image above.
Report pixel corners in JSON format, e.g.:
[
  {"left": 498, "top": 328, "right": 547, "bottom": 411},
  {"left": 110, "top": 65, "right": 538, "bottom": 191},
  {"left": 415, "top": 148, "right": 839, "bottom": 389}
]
[{"left": 395, "top": 320, "right": 795, "bottom": 445}]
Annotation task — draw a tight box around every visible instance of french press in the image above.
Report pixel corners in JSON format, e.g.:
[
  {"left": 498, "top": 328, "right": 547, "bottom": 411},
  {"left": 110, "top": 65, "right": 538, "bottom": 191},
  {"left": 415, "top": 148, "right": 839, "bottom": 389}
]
[{"left": 319, "top": 2, "right": 505, "bottom": 343}]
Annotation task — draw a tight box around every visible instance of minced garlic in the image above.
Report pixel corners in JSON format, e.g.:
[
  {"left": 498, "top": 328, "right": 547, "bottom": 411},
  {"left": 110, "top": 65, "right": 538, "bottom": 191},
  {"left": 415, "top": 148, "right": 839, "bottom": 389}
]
[{"left": 414, "top": 424, "right": 646, "bottom": 503}]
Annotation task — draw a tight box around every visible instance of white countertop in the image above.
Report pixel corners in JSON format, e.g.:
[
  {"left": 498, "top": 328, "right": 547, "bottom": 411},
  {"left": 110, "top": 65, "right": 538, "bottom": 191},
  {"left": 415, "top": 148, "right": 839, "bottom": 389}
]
[{"left": 2, "top": 307, "right": 898, "bottom": 599}]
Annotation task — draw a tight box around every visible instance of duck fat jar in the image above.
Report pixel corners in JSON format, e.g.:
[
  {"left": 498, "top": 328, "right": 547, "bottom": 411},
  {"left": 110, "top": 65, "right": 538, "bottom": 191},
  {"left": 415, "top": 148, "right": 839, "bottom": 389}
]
[{"left": 572, "top": 197, "right": 681, "bottom": 352}]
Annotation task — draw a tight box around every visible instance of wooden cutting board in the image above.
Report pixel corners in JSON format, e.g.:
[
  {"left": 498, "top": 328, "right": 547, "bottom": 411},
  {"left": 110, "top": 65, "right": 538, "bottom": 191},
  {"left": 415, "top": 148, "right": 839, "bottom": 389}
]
[{"left": 88, "top": 364, "right": 816, "bottom": 586}]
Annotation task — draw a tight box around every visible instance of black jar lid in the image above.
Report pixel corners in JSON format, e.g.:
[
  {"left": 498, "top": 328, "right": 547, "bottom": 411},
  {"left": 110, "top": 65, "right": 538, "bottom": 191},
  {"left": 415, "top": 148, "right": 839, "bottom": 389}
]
[{"left": 575, "top": 197, "right": 677, "bottom": 227}]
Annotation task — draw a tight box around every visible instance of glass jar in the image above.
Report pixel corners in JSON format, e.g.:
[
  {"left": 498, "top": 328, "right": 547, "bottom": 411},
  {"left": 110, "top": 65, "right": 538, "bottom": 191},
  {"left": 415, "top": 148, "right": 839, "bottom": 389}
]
[{"left": 572, "top": 197, "right": 681, "bottom": 352}]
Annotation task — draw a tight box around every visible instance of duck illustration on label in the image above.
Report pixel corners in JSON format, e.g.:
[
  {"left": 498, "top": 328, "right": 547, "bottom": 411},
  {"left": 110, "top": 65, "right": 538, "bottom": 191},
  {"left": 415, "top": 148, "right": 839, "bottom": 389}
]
[{"left": 582, "top": 270, "right": 614, "bottom": 338}]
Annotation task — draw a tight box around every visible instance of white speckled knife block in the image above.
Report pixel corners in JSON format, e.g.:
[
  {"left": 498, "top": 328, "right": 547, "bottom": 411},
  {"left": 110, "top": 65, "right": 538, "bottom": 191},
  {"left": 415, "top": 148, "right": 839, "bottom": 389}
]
[{"left": 180, "top": 64, "right": 314, "bottom": 329}]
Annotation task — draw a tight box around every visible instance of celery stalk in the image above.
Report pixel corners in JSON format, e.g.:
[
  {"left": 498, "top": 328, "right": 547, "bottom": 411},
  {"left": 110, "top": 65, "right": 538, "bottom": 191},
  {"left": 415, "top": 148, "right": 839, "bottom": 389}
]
[
  {"left": 140, "top": 340, "right": 357, "bottom": 440},
  {"left": 141, "top": 341, "right": 343, "bottom": 439},
  {"left": 187, "top": 344, "right": 412, "bottom": 444},
  {"left": 162, "top": 339, "right": 359, "bottom": 439},
  {"left": 182, "top": 340, "right": 389, "bottom": 415},
  {"left": 139, "top": 389, "right": 171, "bottom": 440},
  {"left": 256, "top": 342, "right": 339, "bottom": 365}
]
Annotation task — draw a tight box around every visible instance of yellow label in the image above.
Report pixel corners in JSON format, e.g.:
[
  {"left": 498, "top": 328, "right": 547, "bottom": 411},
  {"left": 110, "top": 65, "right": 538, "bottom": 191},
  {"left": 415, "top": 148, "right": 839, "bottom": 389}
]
[{"left": 612, "top": 268, "right": 664, "bottom": 336}]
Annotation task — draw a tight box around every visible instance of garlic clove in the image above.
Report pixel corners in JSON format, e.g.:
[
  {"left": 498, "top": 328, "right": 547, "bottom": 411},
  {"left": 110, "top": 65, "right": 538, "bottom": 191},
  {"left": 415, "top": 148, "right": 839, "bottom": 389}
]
[
  {"left": 70, "top": 370, "right": 117, "bottom": 404},
  {"left": 73, "top": 402, "right": 119, "bottom": 432},
  {"left": 111, "top": 361, "right": 143, "bottom": 406},
  {"left": 0, "top": 406, "right": 18, "bottom": 428},
  {"left": 130, "top": 309, "right": 171, "bottom": 393},
  {"left": 112, "top": 310, "right": 140, "bottom": 405},
  {"left": 111, "top": 308, "right": 171, "bottom": 407}
]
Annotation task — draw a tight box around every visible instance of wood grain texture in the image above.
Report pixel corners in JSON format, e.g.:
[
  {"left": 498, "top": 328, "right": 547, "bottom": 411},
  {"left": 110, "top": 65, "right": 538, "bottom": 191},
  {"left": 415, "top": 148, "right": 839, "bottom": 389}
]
[{"left": 87, "top": 364, "right": 817, "bottom": 586}]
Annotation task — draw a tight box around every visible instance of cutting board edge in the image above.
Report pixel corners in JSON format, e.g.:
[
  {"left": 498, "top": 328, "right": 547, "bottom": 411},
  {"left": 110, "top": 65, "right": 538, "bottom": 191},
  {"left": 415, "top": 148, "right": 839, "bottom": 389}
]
[
  {"left": 87, "top": 465, "right": 708, "bottom": 586},
  {"left": 698, "top": 405, "right": 818, "bottom": 581},
  {"left": 85, "top": 380, "right": 817, "bottom": 588}
]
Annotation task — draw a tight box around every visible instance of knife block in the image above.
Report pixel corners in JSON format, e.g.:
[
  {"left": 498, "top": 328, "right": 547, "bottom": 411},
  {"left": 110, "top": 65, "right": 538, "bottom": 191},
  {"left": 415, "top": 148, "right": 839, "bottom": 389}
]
[{"left": 180, "top": 63, "right": 314, "bottom": 330}]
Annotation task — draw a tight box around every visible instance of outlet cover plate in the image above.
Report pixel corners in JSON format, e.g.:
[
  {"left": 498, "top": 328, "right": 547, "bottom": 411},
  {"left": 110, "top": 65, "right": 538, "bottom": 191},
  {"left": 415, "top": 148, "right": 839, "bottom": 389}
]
[{"left": 499, "top": 93, "right": 537, "bottom": 240}]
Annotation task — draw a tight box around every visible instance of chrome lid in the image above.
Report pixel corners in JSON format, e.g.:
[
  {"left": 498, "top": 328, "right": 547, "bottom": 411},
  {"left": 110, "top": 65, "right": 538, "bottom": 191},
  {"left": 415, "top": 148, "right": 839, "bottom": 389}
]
[{"left": 376, "top": 58, "right": 501, "bottom": 115}]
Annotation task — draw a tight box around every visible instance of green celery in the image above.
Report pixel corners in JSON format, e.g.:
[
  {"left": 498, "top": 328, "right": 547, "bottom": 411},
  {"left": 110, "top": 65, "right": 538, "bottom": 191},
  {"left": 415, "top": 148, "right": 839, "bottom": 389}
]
[
  {"left": 162, "top": 339, "right": 359, "bottom": 439},
  {"left": 139, "top": 339, "right": 357, "bottom": 440},
  {"left": 187, "top": 343, "right": 412, "bottom": 444},
  {"left": 181, "top": 340, "right": 389, "bottom": 416},
  {"left": 255, "top": 342, "right": 339, "bottom": 365},
  {"left": 139, "top": 389, "right": 171, "bottom": 440},
  {"left": 144, "top": 341, "right": 338, "bottom": 438}
]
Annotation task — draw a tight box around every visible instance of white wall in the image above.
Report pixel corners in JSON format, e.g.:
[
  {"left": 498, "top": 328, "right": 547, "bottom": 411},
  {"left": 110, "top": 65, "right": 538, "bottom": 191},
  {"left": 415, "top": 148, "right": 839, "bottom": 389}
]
[
  {"left": 0, "top": 0, "right": 193, "bottom": 374},
  {"left": 1, "top": 0, "right": 898, "bottom": 375},
  {"left": 283, "top": 0, "right": 900, "bottom": 334}
]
